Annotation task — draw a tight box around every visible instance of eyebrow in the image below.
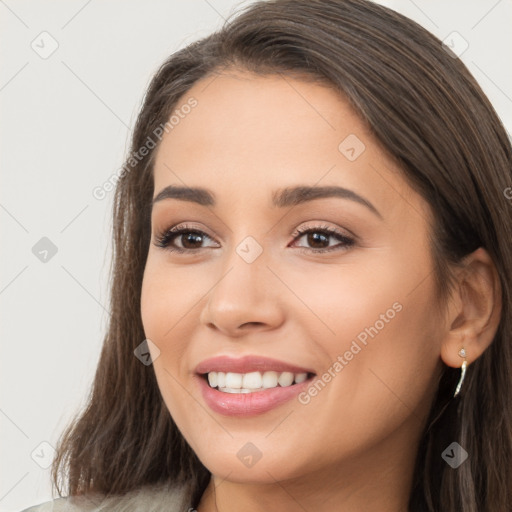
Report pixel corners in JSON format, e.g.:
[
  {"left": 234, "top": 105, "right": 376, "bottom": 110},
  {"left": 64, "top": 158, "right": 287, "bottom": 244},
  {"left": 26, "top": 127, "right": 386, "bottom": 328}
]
[{"left": 152, "top": 184, "right": 382, "bottom": 219}]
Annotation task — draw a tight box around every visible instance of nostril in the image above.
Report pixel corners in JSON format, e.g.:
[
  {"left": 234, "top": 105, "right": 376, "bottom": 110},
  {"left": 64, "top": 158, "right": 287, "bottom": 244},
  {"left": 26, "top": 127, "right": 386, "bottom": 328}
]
[{"left": 240, "top": 322, "right": 265, "bottom": 328}]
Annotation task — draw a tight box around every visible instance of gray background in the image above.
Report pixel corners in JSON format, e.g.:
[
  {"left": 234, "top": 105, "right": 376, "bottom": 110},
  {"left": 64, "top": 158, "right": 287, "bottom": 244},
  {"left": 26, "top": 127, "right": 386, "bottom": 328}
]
[{"left": 1, "top": 1, "right": 511, "bottom": 510}]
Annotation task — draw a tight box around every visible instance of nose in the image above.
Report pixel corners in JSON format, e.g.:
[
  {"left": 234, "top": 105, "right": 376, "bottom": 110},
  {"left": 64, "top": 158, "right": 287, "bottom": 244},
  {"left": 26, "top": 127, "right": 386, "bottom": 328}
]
[{"left": 199, "top": 246, "right": 285, "bottom": 338}]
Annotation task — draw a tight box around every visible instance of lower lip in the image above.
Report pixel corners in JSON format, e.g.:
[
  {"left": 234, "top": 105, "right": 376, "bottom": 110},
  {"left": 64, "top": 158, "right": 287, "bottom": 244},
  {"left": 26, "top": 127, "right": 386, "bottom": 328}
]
[{"left": 196, "top": 374, "right": 314, "bottom": 417}]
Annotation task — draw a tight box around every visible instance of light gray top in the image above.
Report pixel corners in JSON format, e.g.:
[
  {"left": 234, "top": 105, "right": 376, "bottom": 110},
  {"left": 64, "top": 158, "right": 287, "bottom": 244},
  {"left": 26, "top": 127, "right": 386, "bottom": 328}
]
[{"left": 19, "top": 482, "right": 193, "bottom": 512}]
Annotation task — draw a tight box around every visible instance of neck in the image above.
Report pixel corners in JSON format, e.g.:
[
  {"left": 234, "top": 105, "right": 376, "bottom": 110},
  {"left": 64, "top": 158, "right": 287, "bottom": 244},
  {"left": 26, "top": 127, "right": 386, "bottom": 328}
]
[{"left": 196, "top": 415, "right": 423, "bottom": 512}]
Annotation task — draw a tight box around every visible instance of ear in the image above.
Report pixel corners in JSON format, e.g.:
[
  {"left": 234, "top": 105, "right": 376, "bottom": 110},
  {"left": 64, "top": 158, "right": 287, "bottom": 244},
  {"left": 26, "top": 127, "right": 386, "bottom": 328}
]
[{"left": 440, "top": 247, "right": 502, "bottom": 368}]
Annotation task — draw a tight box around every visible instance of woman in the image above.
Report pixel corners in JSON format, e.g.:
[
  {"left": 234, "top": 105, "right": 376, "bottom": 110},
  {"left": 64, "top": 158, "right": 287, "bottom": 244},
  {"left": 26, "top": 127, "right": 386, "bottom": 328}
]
[{"left": 22, "top": 0, "right": 512, "bottom": 510}]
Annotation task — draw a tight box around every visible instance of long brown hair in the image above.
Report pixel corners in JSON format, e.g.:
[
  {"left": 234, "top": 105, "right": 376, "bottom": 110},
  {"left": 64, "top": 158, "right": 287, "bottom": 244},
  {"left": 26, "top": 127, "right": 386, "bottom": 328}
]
[{"left": 51, "top": 1, "right": 512, "bottom": 510}]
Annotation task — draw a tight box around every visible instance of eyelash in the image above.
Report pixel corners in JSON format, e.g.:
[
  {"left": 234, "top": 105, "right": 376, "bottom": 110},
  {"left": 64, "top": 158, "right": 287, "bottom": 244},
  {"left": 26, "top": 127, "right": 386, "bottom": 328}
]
[{"left": 153, "top": 223, "right": 355, "bottom": 255}]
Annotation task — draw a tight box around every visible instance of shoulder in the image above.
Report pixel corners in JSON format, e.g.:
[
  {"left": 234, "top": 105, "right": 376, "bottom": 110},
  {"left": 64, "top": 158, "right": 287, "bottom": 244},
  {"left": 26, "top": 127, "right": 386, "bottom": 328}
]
[{"left": 19, "top": 481, "right": 193, "bottom": 512}]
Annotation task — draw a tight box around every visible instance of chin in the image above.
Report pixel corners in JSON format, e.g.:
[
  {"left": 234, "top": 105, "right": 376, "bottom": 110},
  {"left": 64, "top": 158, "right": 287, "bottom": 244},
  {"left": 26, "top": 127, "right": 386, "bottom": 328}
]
[{"left": 195, "top": 444, "right": 306, "bottom": 484}]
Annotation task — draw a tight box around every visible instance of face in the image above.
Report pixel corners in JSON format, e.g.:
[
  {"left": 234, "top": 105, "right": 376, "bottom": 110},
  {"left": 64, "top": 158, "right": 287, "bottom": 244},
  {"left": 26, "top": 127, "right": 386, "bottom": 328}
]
[{"left": 140, "top": 70, "right": 445, "bottom": 486}]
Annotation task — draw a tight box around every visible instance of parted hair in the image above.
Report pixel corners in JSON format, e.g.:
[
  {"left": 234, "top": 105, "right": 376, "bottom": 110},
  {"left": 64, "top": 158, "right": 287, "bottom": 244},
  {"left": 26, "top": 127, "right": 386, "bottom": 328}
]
[{"left": 51, "top": 1, "right": 512, "bottom": 510}]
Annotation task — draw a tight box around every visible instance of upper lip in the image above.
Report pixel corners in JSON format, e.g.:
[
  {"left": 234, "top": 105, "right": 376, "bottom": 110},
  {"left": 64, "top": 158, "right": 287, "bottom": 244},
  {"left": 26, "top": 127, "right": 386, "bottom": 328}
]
[{"left": 195, "top": 355, "right": 315, "bottom": 375}]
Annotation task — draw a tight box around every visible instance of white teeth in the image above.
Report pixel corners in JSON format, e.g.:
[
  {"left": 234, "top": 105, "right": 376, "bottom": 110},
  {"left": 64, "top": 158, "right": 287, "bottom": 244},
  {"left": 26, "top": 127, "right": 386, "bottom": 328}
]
[
  {"left": 242, "top": 371, "right": 262, "bottom": 389},
  {"left": 262, "top": 371, "right": 278, "bottom": 388},
  {"left": 225, "top": 372, "right": 243, "bottom": 389},
  {"left": 278, "top": 371, "right": 294, "bottom": 387},
  {"left": 206, "top": 370, "right": 311, "bottom": 393},
  {"left": 207, "top": 372, "right": 218, "bottom": 388},
  {"left": 294, "top": 372, "right": 308, "bottom": 383},
  {"left": 220, "top": 387, "right": 252, "bottom": 394}
]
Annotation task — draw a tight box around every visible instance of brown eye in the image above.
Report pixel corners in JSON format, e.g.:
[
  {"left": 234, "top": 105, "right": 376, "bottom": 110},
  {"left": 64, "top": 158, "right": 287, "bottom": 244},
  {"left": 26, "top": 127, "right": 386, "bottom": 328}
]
[
  {"left": 304, "top": 232, "right": 330, "bottom": 249},
  {"left": 153, "top": 224, "right": 218, "bottom": 253},
  {"left": 178, "top": 231, "right": 206, "bottom": 249},
  {"left": 291, "top": 224, "right": 355, "bottom": 254}
]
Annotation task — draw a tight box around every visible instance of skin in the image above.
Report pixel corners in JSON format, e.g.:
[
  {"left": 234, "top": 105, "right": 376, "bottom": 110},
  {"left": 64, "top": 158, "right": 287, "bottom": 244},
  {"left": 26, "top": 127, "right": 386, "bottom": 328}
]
[{"left": 140, "top": 69, "right": 501, "bottom": 512}]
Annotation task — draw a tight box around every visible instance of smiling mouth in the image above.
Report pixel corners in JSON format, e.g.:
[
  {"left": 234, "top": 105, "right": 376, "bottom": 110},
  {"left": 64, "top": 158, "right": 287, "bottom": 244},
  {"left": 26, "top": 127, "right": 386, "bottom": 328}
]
[{"left": 200, "top": 370, "right": 316, "bottom": 394}]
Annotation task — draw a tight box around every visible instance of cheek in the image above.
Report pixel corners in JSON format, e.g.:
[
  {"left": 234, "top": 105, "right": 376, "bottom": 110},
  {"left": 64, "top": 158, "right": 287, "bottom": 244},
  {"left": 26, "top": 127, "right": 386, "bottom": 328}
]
[
  {"left": 285, "top": 254, "right": 441, "bottom": 443},
  {"left": 278, "top": 256, "right": 409, "bottom": 349},
  {"left": 140, "top": 256, "right": 193, "bottom": 351},
  {"left": 140, "top": 257, "right": 205, "bottom": 420},
  {"left": 140, "top": 260, "right": 186, "bottom": 399}
]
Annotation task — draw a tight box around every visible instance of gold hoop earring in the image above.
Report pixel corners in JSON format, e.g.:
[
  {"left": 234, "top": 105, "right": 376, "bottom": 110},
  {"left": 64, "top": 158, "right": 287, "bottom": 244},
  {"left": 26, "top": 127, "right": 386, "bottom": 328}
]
[{"left": 453, "top": 347, "right": 467, "bottom": 398}]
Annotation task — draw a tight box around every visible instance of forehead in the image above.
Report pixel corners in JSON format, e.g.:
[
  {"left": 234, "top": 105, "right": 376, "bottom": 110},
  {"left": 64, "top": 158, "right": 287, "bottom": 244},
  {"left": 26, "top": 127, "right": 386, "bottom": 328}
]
[
  {"left": 155, "top": 70, "right": 370, "bottom": 170},
  {"left": 152, "top": 70, "right": 426, "bottom": 223}
]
